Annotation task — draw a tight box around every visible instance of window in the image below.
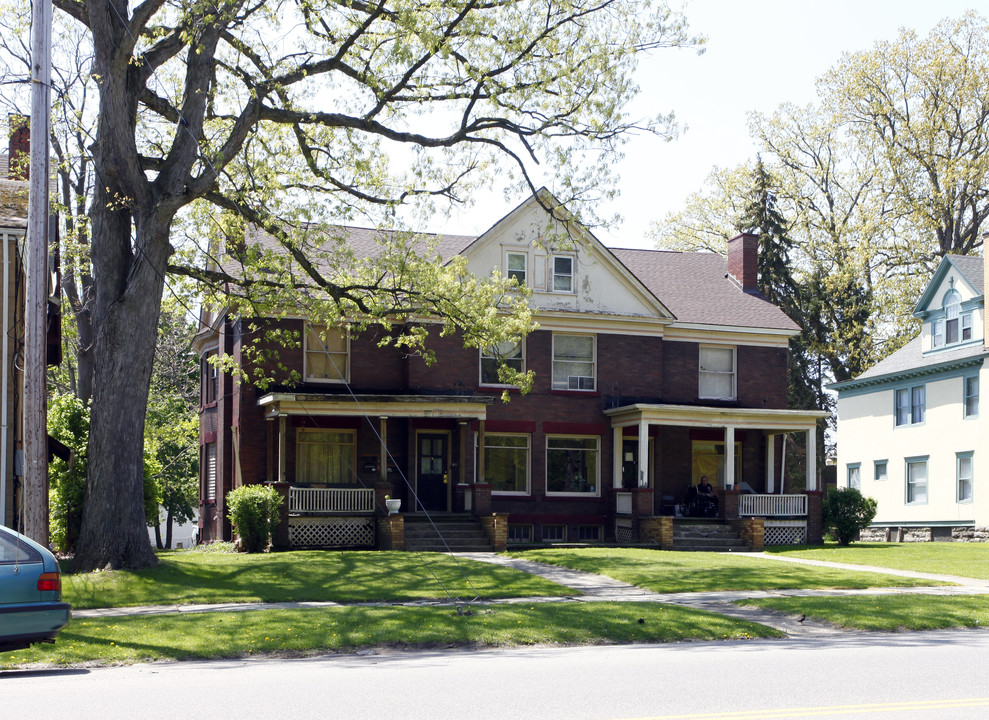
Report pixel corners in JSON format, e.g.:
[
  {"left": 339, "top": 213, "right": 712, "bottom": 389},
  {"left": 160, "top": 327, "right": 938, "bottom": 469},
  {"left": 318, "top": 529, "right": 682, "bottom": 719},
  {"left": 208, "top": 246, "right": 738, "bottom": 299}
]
[
  {"left": 506, "top": 252, "right": 527, "bottom": 285},
  {"left": 945, "top": 291, "right": 960, "bottom": 344},
  {"left": 202, "top": 350, "right": 218, "bottom": 404},
  {"left": 895, "top": 385, "right": 925, "bottom": 426},
  {"left": 962, "top": 312, "right": 974, "bottom": 341},
  {"left": 205, "top": 443, "right": 217, "bottom": 501},
  {"left": 552, "top": 255, "right": 574, "bottom": 292},
  {"left": 699, "top": 346, "right": 736, "bottom": 400},
  {"left": 542, "top": 524, "right": 566, "bottom": 542},
  {"left": 297, "top": 429, "right": 355, "bottom": 485},
  {"left": 874, "top": 460, "right": 887, "bottom": 482},
  {"left": 485, "top": 434, "right": 530, "bottom": 494},
  {"left": 933, "top": 318, "right": 945, "bottom": 348},
  {"left": 905, "top": 457, "right": 928, "bottom": 504},
  {"left": 577, "top": 525, "right": 602, "bottom": 541},
  {"left": 964, "top": 375, "right": 979, "bottom": 418},
  {"left": 847, "top": 463, "right": 861, "bottom": 490},
  {"left": 552, "top": 334, "right": 595, "bottom": 390},
  {"left": 546, "top": 436, "right": 599, "bottom": 495},
  {"left": 507, "top": 524, "right": 533, "bottom": 544},
  {"left": 480, "top": 340, "right": 524, "bottom": 386},
  {"left": 957, "top": 452, "right": 973, "bottom": 503},
  {"left": 305, "top": 325, "right": 349, "bottom": 382}
]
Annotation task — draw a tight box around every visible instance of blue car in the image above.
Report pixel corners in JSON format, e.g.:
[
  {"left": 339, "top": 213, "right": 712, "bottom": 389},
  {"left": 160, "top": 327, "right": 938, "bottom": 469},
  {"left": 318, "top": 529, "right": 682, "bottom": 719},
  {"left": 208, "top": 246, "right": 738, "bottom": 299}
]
[{"left": 0, "top": 525, "right": 71, "bottom": 653}]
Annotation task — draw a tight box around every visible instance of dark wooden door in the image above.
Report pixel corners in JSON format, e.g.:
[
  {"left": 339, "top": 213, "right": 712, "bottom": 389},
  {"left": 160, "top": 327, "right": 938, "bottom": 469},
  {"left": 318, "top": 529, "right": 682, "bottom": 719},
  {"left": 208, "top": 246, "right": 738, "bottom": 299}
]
[{"left": 417, "top": 434, "right": 448, "bottom": 511}]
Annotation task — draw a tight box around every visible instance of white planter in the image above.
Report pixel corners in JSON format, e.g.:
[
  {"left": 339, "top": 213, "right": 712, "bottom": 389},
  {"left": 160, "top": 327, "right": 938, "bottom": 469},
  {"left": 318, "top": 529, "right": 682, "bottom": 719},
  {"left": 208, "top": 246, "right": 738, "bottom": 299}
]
[{"left": 385, "top": 498, "right": 402, "bottom": 515}]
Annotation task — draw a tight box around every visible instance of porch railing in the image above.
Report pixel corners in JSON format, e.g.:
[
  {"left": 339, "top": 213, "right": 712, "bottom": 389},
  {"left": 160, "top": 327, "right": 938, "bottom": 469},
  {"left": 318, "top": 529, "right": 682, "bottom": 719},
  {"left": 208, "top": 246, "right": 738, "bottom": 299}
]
[
  {"left": 289, "top": 487, "right": 375, "bottom": 515},
  {"left": 739, "top": 494, "right": 807, "bottom": 518}
]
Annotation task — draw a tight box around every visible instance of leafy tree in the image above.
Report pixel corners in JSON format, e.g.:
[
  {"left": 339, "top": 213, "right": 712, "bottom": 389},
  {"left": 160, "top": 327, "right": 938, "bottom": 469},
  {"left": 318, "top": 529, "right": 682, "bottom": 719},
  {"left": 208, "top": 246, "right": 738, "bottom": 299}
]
[
  {"left": 15, "top": 0, "right": 699, "bottom": 571},
  {"left": 47, "top": 395, "right": 89, "bottom": 553},
  {"left": 823, "top": 487, "right": 878, "bottom": 546}
]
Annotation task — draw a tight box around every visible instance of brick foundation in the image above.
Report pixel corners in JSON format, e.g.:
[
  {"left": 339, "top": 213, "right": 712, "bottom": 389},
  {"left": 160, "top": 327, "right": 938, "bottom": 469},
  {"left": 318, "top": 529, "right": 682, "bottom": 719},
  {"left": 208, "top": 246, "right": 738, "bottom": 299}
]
[
  {"left": 639, "top": 516, "right": 673, "bottom": 549},
  {"left": 731, "top": 517, "right": 764, "bottom": 551}
]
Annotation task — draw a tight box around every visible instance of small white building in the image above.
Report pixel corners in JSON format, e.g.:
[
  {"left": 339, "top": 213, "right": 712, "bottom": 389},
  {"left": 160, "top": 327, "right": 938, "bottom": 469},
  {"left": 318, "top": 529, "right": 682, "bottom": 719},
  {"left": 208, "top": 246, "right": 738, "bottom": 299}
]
[{"left": 832, "top": 253, "right": 988, "bottom": 541}]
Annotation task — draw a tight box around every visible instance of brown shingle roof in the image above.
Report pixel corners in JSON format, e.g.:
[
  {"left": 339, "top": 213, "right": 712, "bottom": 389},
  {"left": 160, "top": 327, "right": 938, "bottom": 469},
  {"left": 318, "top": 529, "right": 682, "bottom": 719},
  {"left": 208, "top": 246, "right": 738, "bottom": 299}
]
[
  {"left": 0, "top": 179, "right": 28, "bottom": 229},
  {"left": 610, "top": 248, "right": 799, "bottom": 331}
]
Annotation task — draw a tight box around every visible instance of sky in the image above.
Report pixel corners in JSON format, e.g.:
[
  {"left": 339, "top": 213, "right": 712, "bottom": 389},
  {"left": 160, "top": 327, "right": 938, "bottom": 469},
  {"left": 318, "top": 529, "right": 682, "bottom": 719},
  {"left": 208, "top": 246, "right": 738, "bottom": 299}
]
[{"left": 438, "top": 0, "right": 983, "bottom": 249}]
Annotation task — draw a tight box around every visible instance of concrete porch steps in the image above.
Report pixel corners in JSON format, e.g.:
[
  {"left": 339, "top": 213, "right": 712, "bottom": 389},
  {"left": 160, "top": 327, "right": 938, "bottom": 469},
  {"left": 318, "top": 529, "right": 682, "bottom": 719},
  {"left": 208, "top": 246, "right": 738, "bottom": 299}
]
[
  {"left": 672, "top": 520, "right": 749, "bottom": 552},
  {"left": 403, "top": 514, "right": 494, "bottom": 552}
]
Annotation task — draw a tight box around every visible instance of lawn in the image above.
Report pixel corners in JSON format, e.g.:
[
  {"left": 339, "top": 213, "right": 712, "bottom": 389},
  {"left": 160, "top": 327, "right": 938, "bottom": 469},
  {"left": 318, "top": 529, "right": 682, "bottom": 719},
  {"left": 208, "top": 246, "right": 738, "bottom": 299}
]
[
  {"left": 508, "top": 548, "right": 949, "bottom": 593},
  {"left": 0, "top": 602, "right": 782, "bottom": 668},
  {"left": 767, "top": 542, "right": 989, "bottom": 580},
  {"left": 62, "top": 549, "right": 571, "bottom": 609},
  {"left": 740, "top": 595, "right": 989, "bottom": 631}
]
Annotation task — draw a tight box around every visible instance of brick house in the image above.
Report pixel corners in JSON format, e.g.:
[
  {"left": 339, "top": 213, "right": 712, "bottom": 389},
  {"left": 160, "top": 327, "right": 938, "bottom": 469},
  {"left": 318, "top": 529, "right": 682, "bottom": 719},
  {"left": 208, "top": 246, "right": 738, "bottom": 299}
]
[{"left": 195, "top": 191, "right": 826, "bottom": 549}]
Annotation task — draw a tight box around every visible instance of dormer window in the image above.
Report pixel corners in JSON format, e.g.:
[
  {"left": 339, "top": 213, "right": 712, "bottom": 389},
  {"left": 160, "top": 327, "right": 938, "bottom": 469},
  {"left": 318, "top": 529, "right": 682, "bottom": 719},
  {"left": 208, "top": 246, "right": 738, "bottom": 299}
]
[{"left": 932, "top": 289, "right": 972, "bottom": 349}]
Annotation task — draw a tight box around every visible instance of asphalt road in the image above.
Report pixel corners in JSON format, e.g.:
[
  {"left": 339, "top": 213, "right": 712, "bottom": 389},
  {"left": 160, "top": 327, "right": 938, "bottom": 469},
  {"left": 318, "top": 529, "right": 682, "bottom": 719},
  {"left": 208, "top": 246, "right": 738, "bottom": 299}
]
[{"left": 4, "top": 629, "right": 988, "bottom": 719}]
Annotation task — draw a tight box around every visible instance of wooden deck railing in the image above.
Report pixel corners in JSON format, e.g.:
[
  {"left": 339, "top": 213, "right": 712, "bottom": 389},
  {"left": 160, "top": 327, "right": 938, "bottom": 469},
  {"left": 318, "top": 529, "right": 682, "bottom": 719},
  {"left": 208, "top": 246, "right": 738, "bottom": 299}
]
[
  {"left": 289, "top": 487, "right": 375, "bottom": 514},
  {"left": 739, "top": 494, "right": 807, "bottom": 517}
]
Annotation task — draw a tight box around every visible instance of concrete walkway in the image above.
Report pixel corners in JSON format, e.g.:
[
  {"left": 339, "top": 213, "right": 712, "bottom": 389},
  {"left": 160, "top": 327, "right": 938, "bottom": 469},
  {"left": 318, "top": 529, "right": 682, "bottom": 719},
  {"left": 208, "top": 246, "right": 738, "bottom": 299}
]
[{"left": 72, "top": 551, "right": 989, "bottom": 638}]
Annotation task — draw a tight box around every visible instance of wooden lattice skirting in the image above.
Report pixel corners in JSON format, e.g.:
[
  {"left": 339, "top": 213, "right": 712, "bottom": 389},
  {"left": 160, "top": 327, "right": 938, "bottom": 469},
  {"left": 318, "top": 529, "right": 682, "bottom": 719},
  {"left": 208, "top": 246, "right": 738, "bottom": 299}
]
[
  {"left": 289, "top": 516, "right": 375, "bottom": 548},
  {"left": 764, "top": 520, "right": 806, "bottom": 546}
]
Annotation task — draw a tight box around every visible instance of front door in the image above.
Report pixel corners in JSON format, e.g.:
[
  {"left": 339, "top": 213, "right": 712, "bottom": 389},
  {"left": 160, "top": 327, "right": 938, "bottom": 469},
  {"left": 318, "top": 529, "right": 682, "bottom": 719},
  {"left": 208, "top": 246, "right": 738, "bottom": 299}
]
[{"left": 417, "top": 433, "right": 449, "bottom": 511}]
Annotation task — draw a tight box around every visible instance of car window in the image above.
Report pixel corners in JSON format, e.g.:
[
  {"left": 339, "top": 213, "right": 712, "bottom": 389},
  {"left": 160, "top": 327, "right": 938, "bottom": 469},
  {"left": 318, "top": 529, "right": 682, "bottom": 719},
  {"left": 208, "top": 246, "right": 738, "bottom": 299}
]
[{"left": 0, "top": 531, "right": 43, "bottom": 564}]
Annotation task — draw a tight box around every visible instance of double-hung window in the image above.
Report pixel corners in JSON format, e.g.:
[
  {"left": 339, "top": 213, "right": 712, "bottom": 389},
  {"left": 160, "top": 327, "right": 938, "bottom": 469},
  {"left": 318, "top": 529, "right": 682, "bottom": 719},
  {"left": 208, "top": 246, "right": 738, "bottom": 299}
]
[
  {"left": 964, "top": 375, "right": 979, "bottom": 418},
  {"left": 895, "top": 385, "right": 925, "bottom": 426},
  {"left": 305, "top": 324, "right": 349, "bottom": 382},
  {"left": 552, "top": 256, "right": 574, "bottom": 292},
  {"left": 485, "top": 434, "right": 530, "bottom": 494},
  {"left": 552, "top": 334, "right": 595, "bottom": 391},
  {"left": 846, "top": 463, "right": 861, "bottom": 490},
  {"left": 546, "top": 436, "right": 599, "bottom": 495},
  {"left": 506, "top": 252, "right": 527, "bottom": 286},
  {"left": 905, "top": 457, "right": 928, "bottom": 504},
  {"left": 699, "top": 346, "right": 736, "bottom": 400},
  {"left": 480, "top": 340, "right": 524, "bottom": 386},
  {"left": 957, "top": 452, "right": 974, "bottom": 503},
  {"left": 934, "top": 290, "right": 973, "bottom": 348},
  {"left": 297, "top": 429, "right": 355, "bottom": 485}
]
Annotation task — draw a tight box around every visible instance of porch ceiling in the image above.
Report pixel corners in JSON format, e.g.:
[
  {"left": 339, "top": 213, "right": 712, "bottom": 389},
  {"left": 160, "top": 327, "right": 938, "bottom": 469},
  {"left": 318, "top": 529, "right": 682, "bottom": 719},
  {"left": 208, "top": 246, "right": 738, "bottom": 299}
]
[
  {"left": 604, "top": 403, "right": 828, "bottom": 433},
  {"left": 258, "top": 392, "right": 493, "bottom": 420}
]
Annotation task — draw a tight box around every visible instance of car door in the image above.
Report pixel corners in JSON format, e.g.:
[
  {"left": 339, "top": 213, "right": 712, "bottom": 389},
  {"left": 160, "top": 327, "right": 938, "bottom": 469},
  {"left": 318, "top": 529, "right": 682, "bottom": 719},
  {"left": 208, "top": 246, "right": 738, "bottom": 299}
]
[{"left": 0, "top": 529, "right": 44, "bottom": 606}]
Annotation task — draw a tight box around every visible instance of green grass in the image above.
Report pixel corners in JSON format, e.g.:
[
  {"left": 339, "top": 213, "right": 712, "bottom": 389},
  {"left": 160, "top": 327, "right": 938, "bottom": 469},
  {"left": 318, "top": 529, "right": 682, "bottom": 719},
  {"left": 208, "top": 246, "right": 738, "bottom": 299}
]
[
  {"left": 767, "top": 542, "right": 989, "bottom": 580},
  {"left": 741, "top": 595, "right": 989, "bottom": 631},
  {"left": 62, "top": 550, "right": 571, "bottom": 609},
  {"left": 508, "top": 548, "right": 949, "bottom": 593},
  {"left": 0, "top": 602, "right": 782, "bottom": 668}
]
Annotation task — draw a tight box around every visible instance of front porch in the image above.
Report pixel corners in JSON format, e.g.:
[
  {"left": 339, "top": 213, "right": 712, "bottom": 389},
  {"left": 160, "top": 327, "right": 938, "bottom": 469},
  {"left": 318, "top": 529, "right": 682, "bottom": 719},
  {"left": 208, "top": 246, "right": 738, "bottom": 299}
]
[{"left": 606, "top": 403, "right": 829, "bottom": 547}]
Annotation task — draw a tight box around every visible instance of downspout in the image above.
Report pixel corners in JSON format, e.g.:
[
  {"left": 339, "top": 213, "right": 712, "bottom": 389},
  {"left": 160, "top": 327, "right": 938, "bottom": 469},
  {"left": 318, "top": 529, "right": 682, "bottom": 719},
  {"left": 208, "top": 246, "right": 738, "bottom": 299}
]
[{"left": 1, "top": 232, "right": 9, "bottom": 525}]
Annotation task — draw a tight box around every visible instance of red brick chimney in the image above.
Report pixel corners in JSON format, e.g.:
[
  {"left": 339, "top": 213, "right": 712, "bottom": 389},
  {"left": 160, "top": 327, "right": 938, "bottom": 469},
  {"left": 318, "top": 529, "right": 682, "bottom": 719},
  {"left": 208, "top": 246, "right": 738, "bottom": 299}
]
[
  {"left": 7, "top": 114, "right": 30, "bottom": 180},
  {"left": 727, "top": 232, "right": 758, "bottom": 292}
]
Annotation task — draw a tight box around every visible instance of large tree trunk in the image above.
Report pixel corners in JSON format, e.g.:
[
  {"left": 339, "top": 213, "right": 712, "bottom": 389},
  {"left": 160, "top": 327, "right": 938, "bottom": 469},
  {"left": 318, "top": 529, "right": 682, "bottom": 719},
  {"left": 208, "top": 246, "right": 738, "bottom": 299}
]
[{"left": 73, "top": 228, "right": 165, "bottom": 569}]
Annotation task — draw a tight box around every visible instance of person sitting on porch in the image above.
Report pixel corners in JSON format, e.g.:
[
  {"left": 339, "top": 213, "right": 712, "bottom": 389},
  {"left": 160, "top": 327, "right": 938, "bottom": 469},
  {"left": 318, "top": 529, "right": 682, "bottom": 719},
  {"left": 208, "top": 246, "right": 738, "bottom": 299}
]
[{"left": 697, "top": 475, "right": 719, "bottom": 513}]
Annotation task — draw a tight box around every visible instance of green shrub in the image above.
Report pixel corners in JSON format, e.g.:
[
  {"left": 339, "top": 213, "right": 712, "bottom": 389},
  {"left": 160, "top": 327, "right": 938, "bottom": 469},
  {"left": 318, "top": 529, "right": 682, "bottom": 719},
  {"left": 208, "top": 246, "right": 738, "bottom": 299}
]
[
  {"left": 225, "top": 485, "right": 283, "bottom": 553},
  {"left": 823, "top": 487, "right": 878, "bottom": 546}
]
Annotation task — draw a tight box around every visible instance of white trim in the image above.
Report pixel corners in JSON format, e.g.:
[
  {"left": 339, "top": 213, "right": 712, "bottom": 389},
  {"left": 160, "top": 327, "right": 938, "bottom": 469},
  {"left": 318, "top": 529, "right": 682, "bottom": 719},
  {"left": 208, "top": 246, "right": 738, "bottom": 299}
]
[
  {"left": 698, "top": 345, "right": 736, "bottom": 401},
  {"left": 551, "top": 332, "right": 596, "bottom": 391}
]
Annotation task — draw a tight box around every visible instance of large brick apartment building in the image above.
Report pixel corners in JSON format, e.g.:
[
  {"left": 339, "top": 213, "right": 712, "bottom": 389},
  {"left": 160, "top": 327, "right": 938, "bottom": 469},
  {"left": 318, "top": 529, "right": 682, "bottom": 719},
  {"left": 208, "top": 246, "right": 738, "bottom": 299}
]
[{"left": 195, "top": 191, "right": 825, "bottom": 548}]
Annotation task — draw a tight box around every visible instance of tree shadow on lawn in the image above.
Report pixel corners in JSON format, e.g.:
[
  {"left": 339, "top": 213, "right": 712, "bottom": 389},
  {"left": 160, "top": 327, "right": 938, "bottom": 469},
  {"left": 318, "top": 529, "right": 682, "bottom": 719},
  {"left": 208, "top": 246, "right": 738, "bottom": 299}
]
[{"left": 63, "top": 551, "right": 569, "bottom": 609}]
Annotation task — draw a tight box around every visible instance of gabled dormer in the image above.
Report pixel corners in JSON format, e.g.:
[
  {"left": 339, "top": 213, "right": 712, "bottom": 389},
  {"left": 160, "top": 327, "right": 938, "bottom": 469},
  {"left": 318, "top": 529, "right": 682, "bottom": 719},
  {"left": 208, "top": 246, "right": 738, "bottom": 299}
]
[{"left": 914, "top": 254, "right": 985, "bottom": 355}]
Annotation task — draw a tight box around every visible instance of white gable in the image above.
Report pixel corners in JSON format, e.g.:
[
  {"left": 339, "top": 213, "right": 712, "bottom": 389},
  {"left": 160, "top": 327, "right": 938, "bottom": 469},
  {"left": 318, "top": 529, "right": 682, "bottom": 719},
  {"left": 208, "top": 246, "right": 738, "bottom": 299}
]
[{"left": 462, "top": 194, "right": 671, "bottom": 324}]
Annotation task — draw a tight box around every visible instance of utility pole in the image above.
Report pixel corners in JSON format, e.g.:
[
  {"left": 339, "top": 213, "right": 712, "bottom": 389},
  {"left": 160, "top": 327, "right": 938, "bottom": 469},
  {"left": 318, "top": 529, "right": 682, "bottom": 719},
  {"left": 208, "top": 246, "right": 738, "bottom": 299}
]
[{"left": 23, "top": 0, "right": 51, "bottom": 542}]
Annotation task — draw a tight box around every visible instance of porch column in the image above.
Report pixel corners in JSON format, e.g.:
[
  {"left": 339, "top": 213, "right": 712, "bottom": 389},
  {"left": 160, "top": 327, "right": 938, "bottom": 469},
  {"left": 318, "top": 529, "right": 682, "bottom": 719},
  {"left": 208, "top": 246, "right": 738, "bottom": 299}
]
[
  {"left": 477, "top": 419, "right": 485, "bottom": 483},
  {"left": 723, "top": 425, "right": 736, "bottom": 487},
  {"left": 379, "top": 417, "right": 388, "bottom": 483},
  {"left": 459, "top": 422, "right": 468, "bottom": 484},
  {"left": 637, "top": 419, "right": 649, "bottom": 487},
  {"left": 805, "top": 426, "right": 817, "bottom": 491},
  {"left": 612, "top": 425, "right": 623, "bottom": 489},
  {"left": 766, "top": 433, "right": 775, "bottom": 493},
  {"left": 277, "top": 416, "right": 287, "bottom": 484}
]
